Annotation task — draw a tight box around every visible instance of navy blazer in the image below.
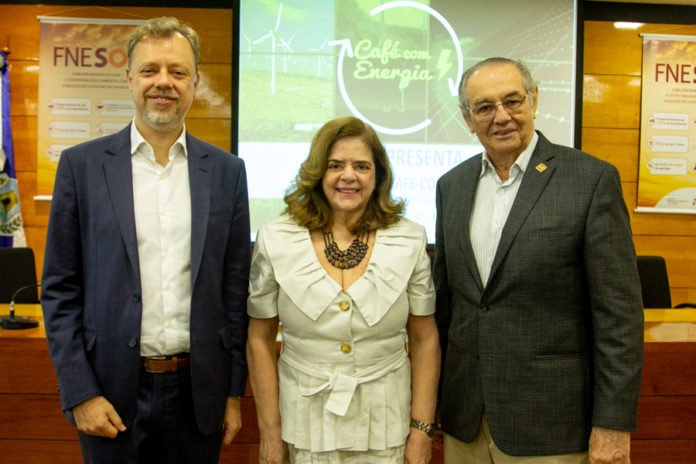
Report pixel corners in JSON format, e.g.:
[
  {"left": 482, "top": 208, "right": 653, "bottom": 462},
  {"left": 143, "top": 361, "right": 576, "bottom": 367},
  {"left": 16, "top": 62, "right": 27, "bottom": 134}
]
[
  {"left": 433, "top": 131, "right": 644, "bottom": 455},
  {"left": 41, "top": 124, "right": 251, "bottom": 435}
]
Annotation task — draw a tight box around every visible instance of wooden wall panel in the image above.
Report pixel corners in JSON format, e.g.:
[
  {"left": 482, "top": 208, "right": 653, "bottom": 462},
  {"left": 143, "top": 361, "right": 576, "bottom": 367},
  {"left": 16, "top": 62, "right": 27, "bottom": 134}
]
[
  {"left": 0, "top": 437, "right": 262, "bottom": 463},
  {"left": 84, "top": 7, "right": 235, "bottom": 63},
  {"left": 9, "top": 60, "right": 40, "bottom": 117},
  {"left": 219, "top": 444, "right": 260, "bottom": 463},
  {"left": 0, "top": 440, "right": 82, "bottom": 464},
  {"left": 584, "top": 21, "right": 696, "bottom": 77},
  {"left": 2, "top": 8, "right": 42, "bottom": 61},
  {"left": 0, "top": 394, "right": 77, "bottom": 440},
  {"left": 16, "top": 171, "right": 49, "bottom": 276},
  {"left": 583, "top": 20, "right": 696, "bottom": 309},
  {"left": 672, "top": 288, "right": 696, "bottom": 305},
  {"left": 0, "top": 394, "right": 261, "bottom": 457},
  {"left": 10, "top": 115, "right": 38, "bottom": 172},
  {"left": 630, "top": 215, "right": 696, "bottom": 240},
  {"left": 582, "top": 75, "right": 641, "bottom": 129},
  {"left": 0, "top": 338, "right": 57, "bottom": 395},
  {"left": 641, "top": 343, "right": 696, "bottom": 396},
  {"left": 631, "top": 440, "right": 696, "bottom": 464},
  {"left": 17, "top": 172, "right": 46, "bottom": 226},
  {"left": 186, "top": 118, "right": 232, "bottom": 153},
  {"left": 0, "top": 332, "right": 261, "bottom": 460},
  {"left": 634, "top": 396, "right": 696, "bottom": 440},
  {"left": 24, "top": 226, "right": 47, "bottom": 279},
  {"left": 583, "top": 21, "right": 643, "bottom": 76},
  {"left": 581, "top": 128, "right": 639, "bottom": 182}
]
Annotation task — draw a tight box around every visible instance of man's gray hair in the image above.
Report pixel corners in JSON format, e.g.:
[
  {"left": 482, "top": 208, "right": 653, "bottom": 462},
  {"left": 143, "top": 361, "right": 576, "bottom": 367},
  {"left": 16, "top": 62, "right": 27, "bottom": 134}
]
[{"left": 458, "top": 57, "right": 537, "bottom": 111}]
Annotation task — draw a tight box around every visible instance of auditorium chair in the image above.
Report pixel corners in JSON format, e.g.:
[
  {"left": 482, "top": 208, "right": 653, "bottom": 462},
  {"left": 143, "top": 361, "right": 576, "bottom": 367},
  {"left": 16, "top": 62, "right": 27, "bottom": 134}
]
[
  {"left": 0, "top": 247, "right": 39, "bottom": 303},
  {"left": 636, "top": 255, "right": 695, "bottom": 309}
]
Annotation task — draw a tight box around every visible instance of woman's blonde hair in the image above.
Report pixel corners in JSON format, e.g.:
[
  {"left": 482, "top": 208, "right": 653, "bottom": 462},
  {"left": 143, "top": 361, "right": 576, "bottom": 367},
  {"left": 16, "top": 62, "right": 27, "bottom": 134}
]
[{"left": 284, "top": 116, "right": 404, "bottom": 233}]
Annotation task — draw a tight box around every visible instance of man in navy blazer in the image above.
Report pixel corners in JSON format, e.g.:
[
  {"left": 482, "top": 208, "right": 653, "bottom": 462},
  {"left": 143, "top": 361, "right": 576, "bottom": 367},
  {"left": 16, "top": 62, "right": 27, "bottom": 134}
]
[
  {"left": 434, "top": 58, "right": 643, "bottom": 463},
  {"left": 41, "top": 17, "right": 250, "bottom": 463}
]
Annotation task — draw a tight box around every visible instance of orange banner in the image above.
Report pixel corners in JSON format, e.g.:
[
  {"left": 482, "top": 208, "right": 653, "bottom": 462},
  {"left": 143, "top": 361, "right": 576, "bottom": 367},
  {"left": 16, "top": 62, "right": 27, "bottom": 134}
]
[
  {"left": 36, "top": 17, "right": 143, "bottom": 195},
  {"left": 637, "top": 34, "right": 696, "bottom": 214}
]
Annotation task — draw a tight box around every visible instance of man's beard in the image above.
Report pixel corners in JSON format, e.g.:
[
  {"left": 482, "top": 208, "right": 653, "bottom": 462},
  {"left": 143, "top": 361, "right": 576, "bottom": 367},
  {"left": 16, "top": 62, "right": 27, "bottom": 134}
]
[{"left": 141, "top": 105, "right": 181, "bottom": 132}]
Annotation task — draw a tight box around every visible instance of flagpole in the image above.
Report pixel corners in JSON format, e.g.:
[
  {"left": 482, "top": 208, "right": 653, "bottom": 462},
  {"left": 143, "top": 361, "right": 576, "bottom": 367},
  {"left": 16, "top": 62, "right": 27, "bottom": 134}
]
[{"left": 1, "top": 47, "right": 26, "bottom": 248}]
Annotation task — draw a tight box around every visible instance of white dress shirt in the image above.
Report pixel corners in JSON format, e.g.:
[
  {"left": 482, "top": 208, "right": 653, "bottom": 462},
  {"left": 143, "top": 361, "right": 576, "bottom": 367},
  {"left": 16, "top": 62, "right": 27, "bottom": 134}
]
[
  {"left": 470, "top": 132, "right": 538, "bottom": 286},
  {"left": 130, "top": 123, "right": 192, "bottom": 357}
]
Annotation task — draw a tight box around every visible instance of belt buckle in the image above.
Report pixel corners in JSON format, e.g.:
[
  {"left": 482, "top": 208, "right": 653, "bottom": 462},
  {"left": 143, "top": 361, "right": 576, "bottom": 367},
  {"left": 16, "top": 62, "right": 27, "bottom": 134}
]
[
  {"left": 143, "top": 356, "right": 175, "bottom": 373},
  {"left": 142, "top": 354, "right": 190, "bottom": 373}
]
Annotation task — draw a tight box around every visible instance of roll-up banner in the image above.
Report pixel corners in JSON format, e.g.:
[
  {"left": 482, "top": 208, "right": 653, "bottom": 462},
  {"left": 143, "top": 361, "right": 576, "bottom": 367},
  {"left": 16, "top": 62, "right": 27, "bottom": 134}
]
[
  {"left": 637, "top": 34, "right": 696, "bottom": 214},
  {"left": 36, "top": 17, "right": 144, "bottom": 195}
]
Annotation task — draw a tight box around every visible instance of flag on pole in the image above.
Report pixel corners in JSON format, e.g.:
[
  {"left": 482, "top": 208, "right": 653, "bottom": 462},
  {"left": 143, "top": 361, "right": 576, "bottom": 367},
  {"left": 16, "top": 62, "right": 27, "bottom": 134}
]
[{"left": 0, "top": 50, "right": 26, "bottom": 248}]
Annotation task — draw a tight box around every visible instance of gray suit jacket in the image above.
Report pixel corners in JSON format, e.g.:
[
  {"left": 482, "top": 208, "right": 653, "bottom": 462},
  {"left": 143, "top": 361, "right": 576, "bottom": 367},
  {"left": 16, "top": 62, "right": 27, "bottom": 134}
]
[
  {"left": 433, "top": 131, "right": 643, "bottom": 456},
  {"left": 41, "top": 124, "right": 251, "bottom": 435}
]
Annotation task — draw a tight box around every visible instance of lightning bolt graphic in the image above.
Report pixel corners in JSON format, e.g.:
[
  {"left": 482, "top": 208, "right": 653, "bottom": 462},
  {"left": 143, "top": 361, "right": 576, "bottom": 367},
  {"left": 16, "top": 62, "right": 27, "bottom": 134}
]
[{"left": 436, "top": 49, "right": 453, "bottom": 81}]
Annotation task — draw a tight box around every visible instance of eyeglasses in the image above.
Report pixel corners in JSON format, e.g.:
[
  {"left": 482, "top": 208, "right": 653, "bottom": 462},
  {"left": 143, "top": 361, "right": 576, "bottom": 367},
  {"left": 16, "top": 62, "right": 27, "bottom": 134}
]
[{"left": 465, "top": 94, "right": 529, "bottom": 120}]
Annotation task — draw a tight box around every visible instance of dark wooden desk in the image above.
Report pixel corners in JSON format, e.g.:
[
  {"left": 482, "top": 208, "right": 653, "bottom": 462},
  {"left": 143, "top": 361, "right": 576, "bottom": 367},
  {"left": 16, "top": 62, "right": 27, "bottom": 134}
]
[
  {"left": 2, "top": 305, "right": 695, "bottom": 463},
  {"left": 0, "top": 304, "right": 260, "bottom": 463},
  {"left": 634, "top": 309, "right": 696, "bottom": 462}
]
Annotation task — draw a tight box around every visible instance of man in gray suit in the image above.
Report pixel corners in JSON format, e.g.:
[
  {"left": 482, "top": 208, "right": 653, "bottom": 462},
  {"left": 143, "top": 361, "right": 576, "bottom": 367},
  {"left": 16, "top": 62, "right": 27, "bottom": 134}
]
[
  {"left": 42, "top": 17, "right": 250, "bottom": 463},
  {"left": 434, "top": 57, "right": 643, "bottom": 463}
]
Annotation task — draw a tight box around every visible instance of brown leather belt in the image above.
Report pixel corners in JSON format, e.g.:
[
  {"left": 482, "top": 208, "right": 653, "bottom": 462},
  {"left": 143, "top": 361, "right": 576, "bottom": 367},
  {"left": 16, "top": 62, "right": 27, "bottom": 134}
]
[{"left": 141, "top": 353, "right": 190, "bottom": 373}]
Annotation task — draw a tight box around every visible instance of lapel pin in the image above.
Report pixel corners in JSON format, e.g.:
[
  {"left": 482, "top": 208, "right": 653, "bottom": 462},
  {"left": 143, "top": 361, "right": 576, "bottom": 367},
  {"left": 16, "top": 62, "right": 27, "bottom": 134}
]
[{"left": 535, "top": 163, "right": 547, "bottom": 173}]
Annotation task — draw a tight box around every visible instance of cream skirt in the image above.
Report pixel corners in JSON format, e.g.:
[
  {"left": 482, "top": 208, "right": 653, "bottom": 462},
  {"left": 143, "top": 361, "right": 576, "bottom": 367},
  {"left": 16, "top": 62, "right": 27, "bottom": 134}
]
[{"left": 287, "top": 443, "right": 405, "bottom": 464}]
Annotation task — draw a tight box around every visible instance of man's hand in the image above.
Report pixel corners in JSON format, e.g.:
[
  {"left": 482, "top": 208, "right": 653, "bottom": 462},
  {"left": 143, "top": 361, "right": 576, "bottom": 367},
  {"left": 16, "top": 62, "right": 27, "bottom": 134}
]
[
  {"left": 589, "top": 427, "right": 631, "bottom": 464},
  {"left": 222, "top": 396, "right": 242, "bottom": 445},
  {"left": 72, "top": 395, "right": 126, "bottom": 438}
]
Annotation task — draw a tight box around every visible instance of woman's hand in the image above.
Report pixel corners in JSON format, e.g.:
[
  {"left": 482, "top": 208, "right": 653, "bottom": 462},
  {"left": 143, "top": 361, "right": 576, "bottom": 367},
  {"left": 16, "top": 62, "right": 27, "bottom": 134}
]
[
  {"left": 404, "top": 428, "right": 433, "bottom": 464},
  {"left": 405, "top": 313, "right": 439, "bottom": 464},
  {"left": 247, "top": 317, "right": 285, "bottom": 464},
  {"left": 259, "top": 436, "right": 287, "bottom": 464}
]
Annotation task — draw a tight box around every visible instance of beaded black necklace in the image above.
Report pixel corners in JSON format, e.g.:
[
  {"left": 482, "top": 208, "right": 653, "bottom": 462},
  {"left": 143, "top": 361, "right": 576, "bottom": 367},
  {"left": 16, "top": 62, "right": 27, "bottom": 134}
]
[{"left": 323, "top": 231, "right": 369, "bottom": 269}]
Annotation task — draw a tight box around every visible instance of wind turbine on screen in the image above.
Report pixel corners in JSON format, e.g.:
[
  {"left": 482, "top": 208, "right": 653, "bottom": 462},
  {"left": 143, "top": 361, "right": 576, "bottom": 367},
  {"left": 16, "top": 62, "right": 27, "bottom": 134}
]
[
  {"left": 242, "top": 33, "right": 253, "bottom": 52},
  {"left": 311, "top": 39, "right": 328, "bottom": 78},
  {"left": 253, "top": 1, "right": 291, "bottom": 94},
  {"left": 279, "top": 34, "right": 294, "bottom": 73}
]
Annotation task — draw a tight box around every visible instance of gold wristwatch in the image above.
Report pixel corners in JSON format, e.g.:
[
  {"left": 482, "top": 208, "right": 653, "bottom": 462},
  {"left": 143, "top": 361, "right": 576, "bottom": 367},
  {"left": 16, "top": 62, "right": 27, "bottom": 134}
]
[{"left": 410, "top": 418, "right": 437, "bottom": 438}]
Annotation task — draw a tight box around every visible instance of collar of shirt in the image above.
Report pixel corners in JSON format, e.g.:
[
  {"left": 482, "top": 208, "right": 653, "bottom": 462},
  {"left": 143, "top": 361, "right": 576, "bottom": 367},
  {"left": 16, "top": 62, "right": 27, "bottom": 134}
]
[
  {"left": 129, "top": 120, "right": 189, "bottom": 162},
  {"left": 479, "top": 131, "right": 539, "bottom": 183}
]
